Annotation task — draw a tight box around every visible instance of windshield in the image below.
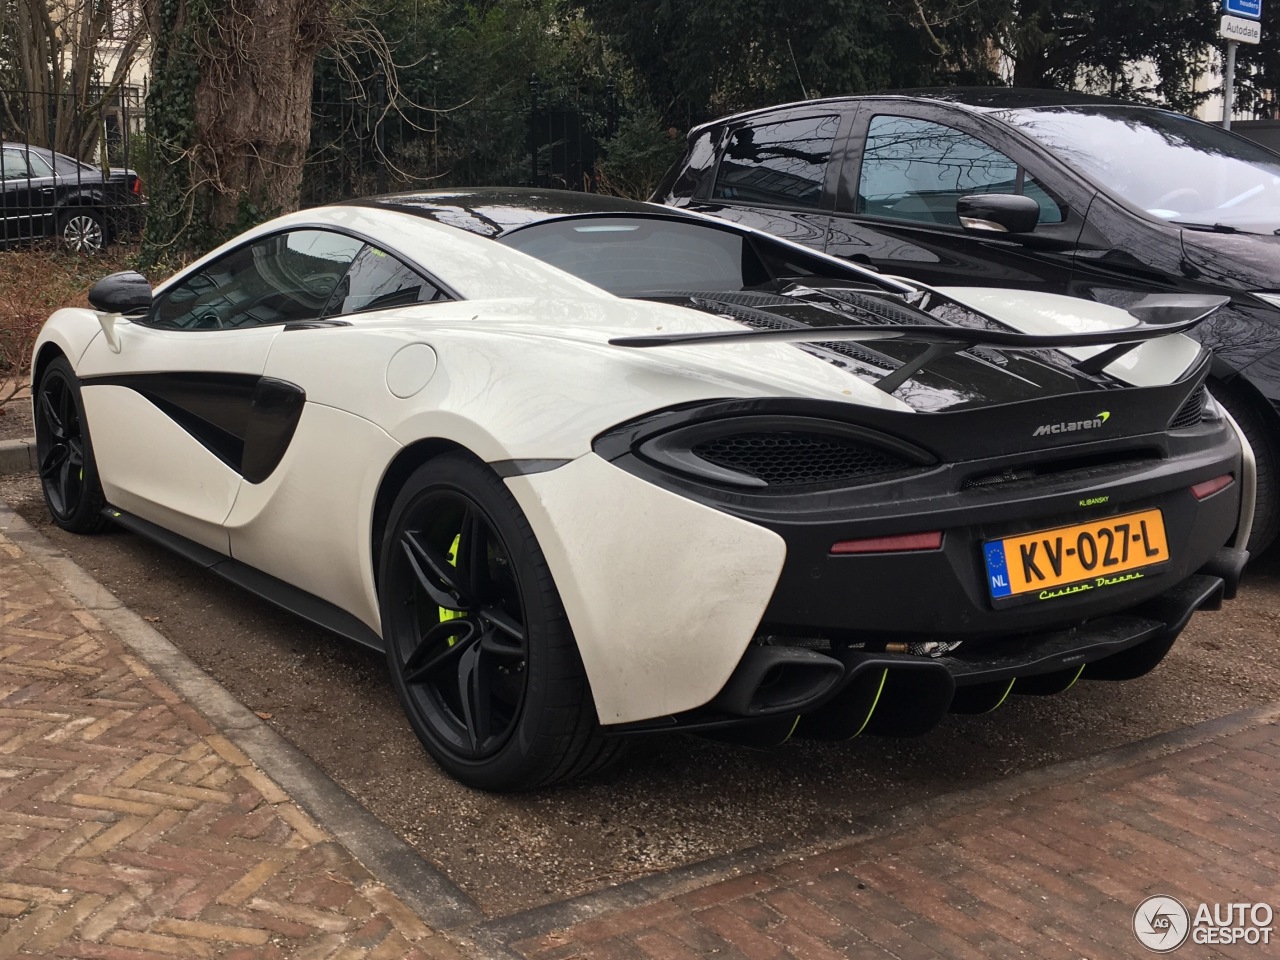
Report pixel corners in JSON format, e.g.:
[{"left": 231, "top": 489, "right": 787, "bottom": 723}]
[{"left": 998, "top": 105, "right": 1280, "bottom": 232}]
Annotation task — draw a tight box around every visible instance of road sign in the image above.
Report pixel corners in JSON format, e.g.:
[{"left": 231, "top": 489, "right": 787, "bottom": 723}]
[
  {"left": 1221, "top": 14, "right": 1263, "bottom": 42},
  {"left": 1223, "top": 0, "right": 1262, "bottom": 19}
]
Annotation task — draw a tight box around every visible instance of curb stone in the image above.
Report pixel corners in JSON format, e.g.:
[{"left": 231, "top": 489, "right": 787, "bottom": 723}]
[{"left": 0, "top": 435, "right": 35, "bottom": 475}]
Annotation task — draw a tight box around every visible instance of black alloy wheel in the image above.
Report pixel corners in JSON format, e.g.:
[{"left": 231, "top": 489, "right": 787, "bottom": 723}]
[
  {"left": 379, "top": 454, "right": 620, "bottom": 791},
  {"left": 34, "top": 357, "right": 109, "bottom": 533}
]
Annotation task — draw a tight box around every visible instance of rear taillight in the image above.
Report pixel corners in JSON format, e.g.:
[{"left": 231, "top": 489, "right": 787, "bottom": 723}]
[
  {"left": 132, "top": 177, "right": 143, "bottom": 195},
  {"left": 831, "top": 531, "right": 943, "bottom": 555},
  {"left": 1190, "top": 474, "right": 1233, "bottom": 500}
]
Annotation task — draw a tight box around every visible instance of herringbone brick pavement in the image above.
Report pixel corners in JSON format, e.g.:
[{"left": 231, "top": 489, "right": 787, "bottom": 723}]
[
  {"left": 508, "top": 716, "right": 1280, "bottom": 959},
  {"left": 0, "top": 529, "right": 464, "bottom": 960}
]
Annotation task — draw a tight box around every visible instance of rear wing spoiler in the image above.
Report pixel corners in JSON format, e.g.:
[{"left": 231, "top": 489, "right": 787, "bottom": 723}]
[{"left": 610, "top": 294, "right": 1228, "bottom": 393}]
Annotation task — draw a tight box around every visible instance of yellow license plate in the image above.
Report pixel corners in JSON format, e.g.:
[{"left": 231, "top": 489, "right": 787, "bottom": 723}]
[{"left": 983, "top": 508, "right": 1169, "bottom": 601}]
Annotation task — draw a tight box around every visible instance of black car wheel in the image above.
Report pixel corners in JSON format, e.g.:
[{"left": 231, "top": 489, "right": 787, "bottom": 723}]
[
  {"left": 34, "top": 357, "right": 109, "bottom": 533},
  {"left": 59, "top": 209, "right": 105, "bottom": 254},
  {"left": 378, "top": 453, "right": 620, "bottom": 791}
]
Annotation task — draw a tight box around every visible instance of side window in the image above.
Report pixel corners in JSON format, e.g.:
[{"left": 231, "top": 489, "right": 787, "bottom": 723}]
[
  {"left": 25, "top": 151, "right": 54, "bottom": 178},
  {"left": 660, "top": 128, "right": 720, "bottom": 202},
  {"left": 712, "top": 115, "right": 840, "bottom": 209},
  {"left": 1, "top": 150, "right": 30, "bottom": 179},
  {"left": 151, "top": 230, "right": 363, "bottom": 330},
  {"left": 857, "top": 116, "right": 1064, "bottom": 226},
  {"left": 323, "top": 245, "right": 445, "bottom": 316}
]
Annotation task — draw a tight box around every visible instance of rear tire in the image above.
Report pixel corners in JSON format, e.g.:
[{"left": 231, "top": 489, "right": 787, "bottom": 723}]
[
  {"left": 58, "top": 209, "right": 105, "bottom": 254},
  {"left": 1213, "top": 380, "right": 1278, "bottom": 556},
  {"left": 34, "top": 357, "right": 109, "bottom": 533},
  {"left": 378, "top": 453, "right": 622, "bottom": 791}
]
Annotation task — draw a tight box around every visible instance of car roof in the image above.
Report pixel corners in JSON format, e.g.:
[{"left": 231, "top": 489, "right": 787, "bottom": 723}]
[
  {"left": 344, "top": 187, "right": 694, "bottom": 238},
  {"left": 690, "top": 87, "right": 1174, "bottom": 134},
  {"left": 1, "top": 142, "right": 99, "bottom": 171}
]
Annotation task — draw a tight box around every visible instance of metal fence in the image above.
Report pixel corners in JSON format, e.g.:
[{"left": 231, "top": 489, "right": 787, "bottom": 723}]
[
  {"left": 0, "top": 78, "right": 612, "bottom": 246},
  {"left": 0, "top": 87, "right": 147, "bottom": 247},
  {"left": 0, "top": 85, "right": 145, "bottom": 172}
]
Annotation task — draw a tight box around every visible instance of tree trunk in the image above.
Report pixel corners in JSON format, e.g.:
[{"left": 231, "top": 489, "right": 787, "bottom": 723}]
[
  {"left": 191, "top": 0, "right": 330, "bottom": 227},
  {"left": 143, "top": 0, "right": 332, "bottom": 259},
  {"left": 1007, "top": 0, "right": 1055, "bottom": 88}
]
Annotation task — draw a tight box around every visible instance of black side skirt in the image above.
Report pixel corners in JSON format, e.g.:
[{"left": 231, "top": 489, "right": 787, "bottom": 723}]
[{"left": 104, "top": 506, "right": 384, "bottom": 652}]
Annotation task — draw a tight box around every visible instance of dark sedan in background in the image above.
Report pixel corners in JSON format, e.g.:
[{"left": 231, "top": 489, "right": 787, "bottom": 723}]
[
  {"left": 656, "top": 88, "right": 1280, "bottom": 553},
  {"left": 1, "top": 142, "right": 144, "bottom": 253}
]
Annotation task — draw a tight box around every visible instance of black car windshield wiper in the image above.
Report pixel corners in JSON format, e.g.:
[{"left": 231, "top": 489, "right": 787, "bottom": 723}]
[
  {"left": 1172, "top": 221, "right": 1240, "bottom": 233},
  {"left": 610, "top": 295, "right": 1227, "bottom": 393}
]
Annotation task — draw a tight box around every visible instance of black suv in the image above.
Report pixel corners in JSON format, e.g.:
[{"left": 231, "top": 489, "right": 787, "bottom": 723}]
[
  {"left": 656, "top": 88, "right": 1280, "bottom": 553},
  {"left": 1, "top": 142, "right": 144, "bottom": 252}
]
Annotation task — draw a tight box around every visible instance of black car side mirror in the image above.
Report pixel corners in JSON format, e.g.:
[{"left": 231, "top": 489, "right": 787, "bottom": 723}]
[
  {"left": 88, "top": 271, "right": 152, "bottom": 314},
  {"left": 957, "top": 195, "right": 1041, "bottom": 235}
]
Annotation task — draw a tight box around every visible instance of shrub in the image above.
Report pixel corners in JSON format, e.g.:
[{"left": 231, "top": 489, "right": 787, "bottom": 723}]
[
  {"left": 0, "top": 245, "right": 139, "bottom": 411},
  {"left": 595, "top": 110, "right": 686, "bottom": 200}
]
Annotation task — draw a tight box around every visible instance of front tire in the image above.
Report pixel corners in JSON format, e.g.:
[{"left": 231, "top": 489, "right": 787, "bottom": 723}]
[
  {"left": 34, "top": 357, "right": 109, "bottom": 533},
  {"left": 378, "top": 454, "right": 620, "bottom": 791}
]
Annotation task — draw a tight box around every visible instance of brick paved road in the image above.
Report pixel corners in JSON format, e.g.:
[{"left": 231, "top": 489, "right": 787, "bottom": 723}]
[
  {"left": 5, "top": 499, "right": 1280, "bottom": 960},
  {"left": 505, "top": 715, "right": 1280, "bottom": 960},
  {"left": 0, "top": 528, "right": 466, "bottom": 960}
]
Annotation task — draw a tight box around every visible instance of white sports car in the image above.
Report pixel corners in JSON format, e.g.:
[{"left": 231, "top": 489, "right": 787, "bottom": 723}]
[{"left": 33, "top": 189, "right": 1251, "bottom": 790}]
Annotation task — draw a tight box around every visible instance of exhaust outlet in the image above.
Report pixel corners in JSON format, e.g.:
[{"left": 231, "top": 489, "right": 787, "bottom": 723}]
[{"left": 709, "top": 646, "right": 845, "bottom": 717}]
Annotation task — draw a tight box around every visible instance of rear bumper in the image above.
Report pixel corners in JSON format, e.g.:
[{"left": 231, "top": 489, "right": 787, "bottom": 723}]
[
  {"left": 612, "top": 556, "right": 1243, "bottom": 739},
  {"left": 557, "top": 391, "right": 1244, "bottom": 729}
]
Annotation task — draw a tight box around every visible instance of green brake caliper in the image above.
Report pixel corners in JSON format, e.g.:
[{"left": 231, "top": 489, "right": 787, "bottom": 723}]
[{"left": 439, "top": 533, "right": 463, "bottom": 645}]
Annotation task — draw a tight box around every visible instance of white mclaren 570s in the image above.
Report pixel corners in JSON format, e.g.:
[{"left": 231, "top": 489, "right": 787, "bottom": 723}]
[{"left": 33, "top": 188, "right": 1252, "bottom": 790}]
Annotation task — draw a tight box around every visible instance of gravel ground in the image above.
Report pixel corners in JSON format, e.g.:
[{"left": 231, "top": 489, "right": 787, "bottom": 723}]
[{"left": 3, "top": 471, "right": 1278, "bottom": 917}]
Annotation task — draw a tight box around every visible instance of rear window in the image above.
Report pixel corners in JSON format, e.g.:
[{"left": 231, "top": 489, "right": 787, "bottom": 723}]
[
  {"left": 498, "top": 216, "right": 774, "bottom": 295},
  {"left": 711, "top": 115, "right": 840, "bottom": 209}
]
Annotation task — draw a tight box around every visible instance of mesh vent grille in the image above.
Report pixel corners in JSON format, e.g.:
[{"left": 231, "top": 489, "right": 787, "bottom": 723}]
[
  {"left": 703, "top": 303, "right": 794, "bottom": 331},
  {"left": 812, "top": 289, "right": 937, "bottom": 326},
  {"left": 687, "top": 290, "right": 796, "bottom": 309},
  {"left": 813, "top": 340, "right": 898, "bottom": 369},
  {"left": 691, "top": 432, "right": 912, "bottom": 486},
  {"left": 961, "top": 468, "right": 1038, "bottom": 490},
  {"left": 684, "top": 298, "right": 901, "bottom": 370},
  {"left": 1170, "top": 386, "right": 1207, "bottom": 429},
  {"left": 961, "top": 451, "right": 1161, "bottom": 490}
]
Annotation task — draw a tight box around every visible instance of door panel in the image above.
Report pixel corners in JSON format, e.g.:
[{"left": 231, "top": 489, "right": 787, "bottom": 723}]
[
  {"left": 1, "top": 149, "right": 39, "bottom": 240},
  {"left": 827, "top": 107, "right": 1090, "bottom": 292},
  {"left": 80, "top": 385, "right": 244, "bottom": 551},
  {"left": 76, "top": 323, "right": 282, "bottom": 550}
]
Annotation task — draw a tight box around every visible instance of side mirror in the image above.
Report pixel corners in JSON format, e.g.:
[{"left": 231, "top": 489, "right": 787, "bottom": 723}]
[
  {"left": 956, "top": 194, "right": 1041, "bottom": 235},
  {"left": 88, "top": 270, "right": 152, "bottom": 314}
]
